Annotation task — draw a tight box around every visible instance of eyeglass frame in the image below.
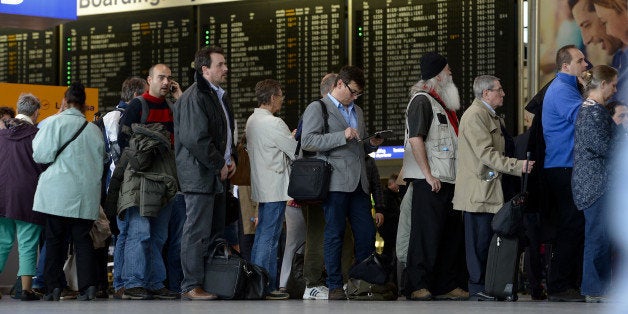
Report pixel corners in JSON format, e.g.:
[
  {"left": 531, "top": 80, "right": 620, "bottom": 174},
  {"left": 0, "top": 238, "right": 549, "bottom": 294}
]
[{"left": 343, "top": 80, "right": 363, "bottom": 97}]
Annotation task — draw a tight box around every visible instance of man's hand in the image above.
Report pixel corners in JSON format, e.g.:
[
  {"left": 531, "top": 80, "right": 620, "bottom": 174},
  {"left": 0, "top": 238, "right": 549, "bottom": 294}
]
[
  {"left": 344, "top": 127, "right": 360, "bottom": 140},
  {"left": 522, "top": 160, "right": 535, "bottom": 173},
  {"left": 370, "top": 137, "right": 384, "bottom": 146},
  {"left": 375, "top": 213, "right": 384, "bottom": 227},
  {"left": 426, "top": 174, "right": 441, "bottom": 193},
  {"left": 170, "top": 81, "right": 183, "bottom": 100},
  {"left": 220, "top": 163, "right": 228, "bottom": 181},
  {"left": 227, "top": 163, "right": 237, "bottom": 179}
]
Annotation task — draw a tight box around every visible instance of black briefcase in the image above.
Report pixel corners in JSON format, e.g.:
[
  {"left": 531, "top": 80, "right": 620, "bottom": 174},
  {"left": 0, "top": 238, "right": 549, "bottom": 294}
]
[{"left": 203, "top": 241, "right": 248, "bottom": 299}]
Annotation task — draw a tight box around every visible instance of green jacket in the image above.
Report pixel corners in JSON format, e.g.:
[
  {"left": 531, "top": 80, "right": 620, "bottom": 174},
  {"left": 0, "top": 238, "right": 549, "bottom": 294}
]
[{"left": 116, "top": 123, "right": 178, "bottom": 218}]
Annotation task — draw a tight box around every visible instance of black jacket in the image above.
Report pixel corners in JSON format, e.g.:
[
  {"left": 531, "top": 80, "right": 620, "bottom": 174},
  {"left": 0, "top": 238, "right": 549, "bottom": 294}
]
[{"left": 173, "top": 71, "right": 236, "bottom": 193}]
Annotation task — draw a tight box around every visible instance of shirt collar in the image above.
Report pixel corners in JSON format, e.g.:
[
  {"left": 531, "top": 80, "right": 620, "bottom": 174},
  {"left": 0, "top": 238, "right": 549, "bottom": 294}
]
[
  {"left": 480, "top": 100, "right": 496, "bottom": 115},
  {"left": 15, "top": 114, "right": 33, "bottom": 125},
  {"left": 327, "top": 93, "right": 354, "bottom": 112}
]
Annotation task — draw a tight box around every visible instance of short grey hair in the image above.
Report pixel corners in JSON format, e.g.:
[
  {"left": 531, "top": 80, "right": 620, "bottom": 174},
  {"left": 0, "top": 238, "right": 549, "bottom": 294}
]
[
  {"left": 17, "top": 93, "right": 40, "bottom": 116},
  {"left": 320, "top": 73, "right": 337, "bottom": 97},
  {"left": 473, "top": 75, "right": 499, "bottom": 99}
]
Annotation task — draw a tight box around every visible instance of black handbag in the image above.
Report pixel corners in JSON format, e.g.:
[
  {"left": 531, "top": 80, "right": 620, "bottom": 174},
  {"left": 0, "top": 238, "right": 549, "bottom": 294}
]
[
  {"left": 244, "top": 262, "right": 269, "bottom": 300},
  {"left": 203, "top": 239, "right": 269, "bottom": 299},
  {"left": 203, "top": 240, "right": 248, "bottom": 299},
  {"left": 288, "top": 100, "right": 332, "bottom": 204},
  {"left": 285, "top": 241, "right": 305, "bottom": 299},
  {"left": 492, "top": 152, "right": 530, "bottom": 236},
  {"left": 349, "top": 253, "right": 389, "bottom": 285}
]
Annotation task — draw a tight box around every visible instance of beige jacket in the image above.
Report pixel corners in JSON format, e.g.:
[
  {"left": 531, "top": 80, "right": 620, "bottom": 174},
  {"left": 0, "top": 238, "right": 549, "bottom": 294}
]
[
  {"left": 246, "top": 108, "right": 297, "bottom": 203},
  {"left": 452, "top": 99, "right": 523, "bottom": 214}
]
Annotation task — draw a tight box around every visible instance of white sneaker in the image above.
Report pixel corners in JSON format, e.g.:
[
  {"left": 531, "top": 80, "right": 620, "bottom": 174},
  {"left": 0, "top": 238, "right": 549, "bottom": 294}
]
[{"left": 303, "top": 286, "right": 329, "bottom": 300}]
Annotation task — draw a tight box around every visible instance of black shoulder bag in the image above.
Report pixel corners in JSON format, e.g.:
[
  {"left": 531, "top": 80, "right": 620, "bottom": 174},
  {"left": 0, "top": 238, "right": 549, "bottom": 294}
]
[
  {"left": 287, "top": 100, "right": 333, "bottom": 204},
  {"left": 491, "top": 152, "right": 531, "bottom": 236}
]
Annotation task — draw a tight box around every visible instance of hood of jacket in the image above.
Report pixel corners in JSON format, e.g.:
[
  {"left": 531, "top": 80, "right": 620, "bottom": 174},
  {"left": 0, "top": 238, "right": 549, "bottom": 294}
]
[{"left": 0, "top": 118, "right": 38, "bottom": 141}]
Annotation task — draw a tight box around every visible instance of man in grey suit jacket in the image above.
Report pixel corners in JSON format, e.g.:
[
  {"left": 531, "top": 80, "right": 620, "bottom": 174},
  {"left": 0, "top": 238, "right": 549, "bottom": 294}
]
[{"left": 301, "top": 65, "right": 384, "bottom": 300}]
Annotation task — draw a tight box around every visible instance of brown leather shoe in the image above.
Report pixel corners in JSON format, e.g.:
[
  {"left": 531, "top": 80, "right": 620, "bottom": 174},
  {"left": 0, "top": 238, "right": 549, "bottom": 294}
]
[
  {"left": 410, "top": 288, "right": 432, "bottom": 301},
  {"left": 434, "top": 287, "right": 469, "bottom": 300},
  {"left": 181, "top": 287, "right": 218, "bottom": 300}
]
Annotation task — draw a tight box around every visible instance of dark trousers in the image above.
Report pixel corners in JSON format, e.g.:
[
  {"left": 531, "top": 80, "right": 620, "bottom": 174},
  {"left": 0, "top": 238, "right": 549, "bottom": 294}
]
[
  {"left": 463, "top": 212, "right": 494, "bottom": 295},
  {"left": 44, "top": 214, "right": 96, "bottom": 293},
  {"left": 323, "top": 187, "right": 375, "bottom": 290},
  {"left": 404, "top": 180, "right": 466, "bottom": 296},
  {"left": 302, "top": 203, "right": 353, "bottom": 288},
  {"left": 544, "top": 167, "right": 584, "bottom": 294},
  {"left": 180, "top": 191, "right": 226, "bottom": 293},
  {"left": 523, "top": 213, "right": 546, "bottom": 294}
]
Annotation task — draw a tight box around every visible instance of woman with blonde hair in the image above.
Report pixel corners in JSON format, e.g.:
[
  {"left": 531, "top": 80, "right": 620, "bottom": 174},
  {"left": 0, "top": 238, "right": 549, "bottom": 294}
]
[{"left": 572, "top": 64, "right": 619, "bottom": 303}]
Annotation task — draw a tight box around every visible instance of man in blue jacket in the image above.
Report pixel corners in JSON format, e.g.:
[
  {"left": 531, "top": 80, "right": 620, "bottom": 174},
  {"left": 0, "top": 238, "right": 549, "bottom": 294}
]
[{"left": 542, "top": 44, "right": 588, "bottom": 302}]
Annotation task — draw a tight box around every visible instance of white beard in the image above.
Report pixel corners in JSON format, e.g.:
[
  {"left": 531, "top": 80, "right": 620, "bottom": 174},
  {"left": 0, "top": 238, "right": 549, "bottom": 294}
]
[{"left": 436, "top": 75, "right": 461, "bottom": 111}]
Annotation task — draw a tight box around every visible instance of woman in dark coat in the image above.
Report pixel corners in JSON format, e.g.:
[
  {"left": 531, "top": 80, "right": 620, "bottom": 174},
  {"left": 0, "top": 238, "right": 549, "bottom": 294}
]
[{"left": 0, "top": 94, "right": 45, "bottom": 301}]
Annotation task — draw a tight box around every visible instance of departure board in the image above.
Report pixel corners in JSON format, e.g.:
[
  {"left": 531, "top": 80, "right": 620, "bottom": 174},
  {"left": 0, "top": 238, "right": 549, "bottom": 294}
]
[
  {"left": 0, "top": 29, "right": 57, "bottom": 85},
  {"left": 199, "top": 0, "right": 345, "bottom": 135},
  {"left": 354, "top": 0, "right": 518, "bottom": 143},
  {"left": 62, "top": 7, "right": 195, "bottom": 111}
]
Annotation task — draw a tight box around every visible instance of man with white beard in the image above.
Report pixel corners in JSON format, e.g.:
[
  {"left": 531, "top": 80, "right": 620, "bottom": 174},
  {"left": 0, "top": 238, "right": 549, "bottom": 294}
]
[{"left": 401, "top": 52, "right": 468, "bottom": 301}]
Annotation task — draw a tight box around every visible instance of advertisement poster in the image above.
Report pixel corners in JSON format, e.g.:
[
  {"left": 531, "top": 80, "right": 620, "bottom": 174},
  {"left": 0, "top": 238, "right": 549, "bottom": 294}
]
[{"left": 537, "top": 0, "right": 626, "bottom": 103}]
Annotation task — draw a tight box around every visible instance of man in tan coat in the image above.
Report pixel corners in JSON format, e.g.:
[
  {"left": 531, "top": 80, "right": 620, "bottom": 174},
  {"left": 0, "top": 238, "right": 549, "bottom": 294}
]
[{"left": 453, "top": 75, "right": 533, "bottom": 301}]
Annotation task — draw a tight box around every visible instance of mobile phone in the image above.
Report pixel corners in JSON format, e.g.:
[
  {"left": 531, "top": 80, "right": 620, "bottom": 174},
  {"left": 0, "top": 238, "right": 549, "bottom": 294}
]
[{"left": 170, "top": 85, "right": 177, "bottom": 93}]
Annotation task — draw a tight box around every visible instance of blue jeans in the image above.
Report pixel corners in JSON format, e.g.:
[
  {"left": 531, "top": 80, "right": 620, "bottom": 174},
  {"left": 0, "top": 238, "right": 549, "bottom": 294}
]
[
  {"left": 166, "top": 193, "right": 185, "bottom": 293},
  {"left": 323, "top": 188, "right": 375, "bottom": 290},
  {"left": 581, "top": 195, "right": 611, "bottom": 296},
  {"left": 251, "top": 201, "right": 286, "bottom": 291},
  {"left": 113, "top": 215, "right": 128, "bottom": 291},
  {"left": 121, "top": 204, "right": 172, "bottom": 290}
]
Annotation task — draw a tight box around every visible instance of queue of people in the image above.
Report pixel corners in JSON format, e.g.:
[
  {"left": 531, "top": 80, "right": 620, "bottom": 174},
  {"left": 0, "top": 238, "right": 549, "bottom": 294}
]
[{"left": 0, "top": 40, "right": 625, "bottom": 305}]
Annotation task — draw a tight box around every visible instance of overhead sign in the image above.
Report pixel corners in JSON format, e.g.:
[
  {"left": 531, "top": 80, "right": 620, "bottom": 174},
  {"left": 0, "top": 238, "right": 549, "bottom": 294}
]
[
  {"left": 77, "top": 0, "right": 236, "bottom": 16},
  {"left": 0, "top": 0, "right": 76, "bottom": 30},
  {"left": 0, "top": 0, "right": 76, "bottom": 19},
  {"left": 0, "top": 83, "right": 99, "bottom": 122},
  {"left": 369, "top": 146, "right": 405, "bottom": 160}
]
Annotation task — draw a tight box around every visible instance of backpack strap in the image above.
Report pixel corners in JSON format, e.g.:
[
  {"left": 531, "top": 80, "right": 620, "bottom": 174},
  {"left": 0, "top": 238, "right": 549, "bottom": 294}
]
[{"left": 138, "top": 96, "right": 150, "bottom": 124}]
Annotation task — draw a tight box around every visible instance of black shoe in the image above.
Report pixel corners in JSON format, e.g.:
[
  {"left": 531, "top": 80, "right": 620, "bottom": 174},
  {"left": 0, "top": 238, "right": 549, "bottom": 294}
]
[
  {"left": 124, "top": 287, "right": 153, "bottom": 300},
  {"left": 530, "top": 288, "right": 547, "bottom": 301},
  {"left": 78, "top": 286, "right": 97, "bottom": 301},
  {"left": 548, "top": 289, "right": 585, "bottom": 302},
  {"left": 96, "top": 289, "right": 109, "bottom": 299},
  {"left": 43, "top": 288, "right": 61, "bottom": 301},
  {"left": 149, "top": 287, "right": 179, "bottom": 300},
  {"left": 21, "top": 290, "right": 41, "bottom": 301},
  {"left": 468, "top": 291, "right": 495, "bottom": 301}
]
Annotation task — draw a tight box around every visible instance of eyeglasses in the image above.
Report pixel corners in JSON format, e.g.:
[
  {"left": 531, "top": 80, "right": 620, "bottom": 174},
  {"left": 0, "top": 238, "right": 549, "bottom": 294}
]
[
  {"left": 343, "top": 81, "right": 363, "bottom": 97},
  {"left": 488, "top": 88, "right": 504, "bottom": 93}
]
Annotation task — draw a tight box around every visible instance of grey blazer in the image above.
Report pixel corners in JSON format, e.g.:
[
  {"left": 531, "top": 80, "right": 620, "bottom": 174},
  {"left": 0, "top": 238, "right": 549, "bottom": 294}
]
[{"left": 300, "top": 96, "right": 374, "bottom": 194}]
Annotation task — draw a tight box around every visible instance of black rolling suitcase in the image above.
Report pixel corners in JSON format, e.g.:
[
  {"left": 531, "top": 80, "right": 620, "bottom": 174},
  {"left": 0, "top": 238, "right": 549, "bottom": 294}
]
[{"left": 485, "top": 234, "right": 519, "bottom": 301}]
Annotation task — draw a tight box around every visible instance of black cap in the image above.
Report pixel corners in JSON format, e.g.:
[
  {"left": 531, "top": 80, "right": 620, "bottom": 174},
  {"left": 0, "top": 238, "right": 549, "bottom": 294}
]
[{"left": 420, "top": 52, "right": 448, "bottom": 80}]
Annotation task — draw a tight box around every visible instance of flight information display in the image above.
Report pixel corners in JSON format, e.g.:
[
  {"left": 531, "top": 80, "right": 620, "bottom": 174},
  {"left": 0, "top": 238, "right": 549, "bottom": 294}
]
[
  {"left": 0, "top": 29, "right": 57, "bottom": 85},
  {"left": 354, "top": 0, "right": 518, "bottom": 143},
  {"left": 199, "top": 0, "right": 345, "bottom": 135},
  {"left": 62, "top": 7, "right": 196, "bottom": 111}
]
